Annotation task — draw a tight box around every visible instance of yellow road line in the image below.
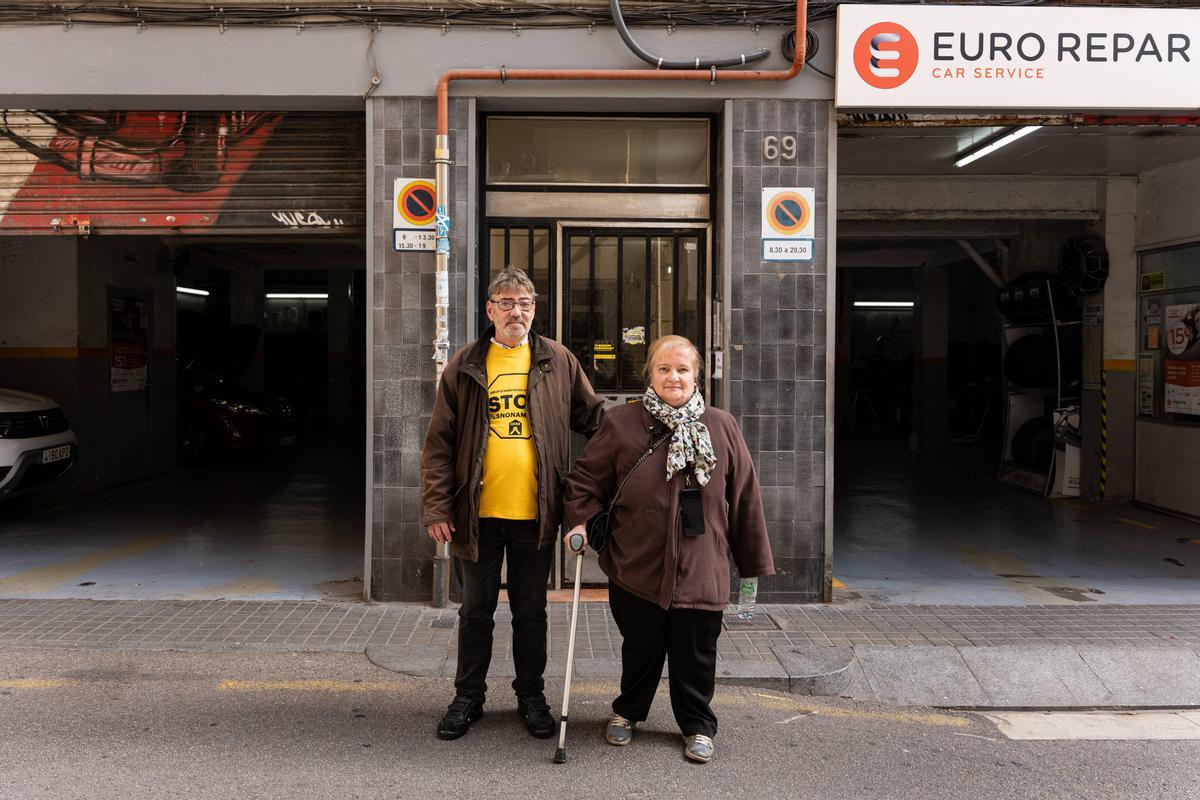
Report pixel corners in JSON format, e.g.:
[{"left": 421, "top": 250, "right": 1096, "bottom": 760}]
[
  {"left": 218, "top": 680, "right": 407, "bottom": 692},
  {"left": 0, "top": 678, "right": 75, "bottom": 689},
  {"left": 832, "top": 578, "right": 847, "bottom": 590},
  {"left": 0, "top": 536, "right": 172, "bottom": 595},
  {"left": 187, "top": 577, "right": 284, "bottom": 599},
  {"left": 747, "top": 691, "right": 970, "bottom": 728},
  {"left": 1117, "top": 518, "right": 1157, "bottom": 530}
]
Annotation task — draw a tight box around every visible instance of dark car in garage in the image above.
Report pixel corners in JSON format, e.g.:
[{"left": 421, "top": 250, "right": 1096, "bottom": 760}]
[{"left": 178, "top": 360, "right": 298, "bottom": 461}]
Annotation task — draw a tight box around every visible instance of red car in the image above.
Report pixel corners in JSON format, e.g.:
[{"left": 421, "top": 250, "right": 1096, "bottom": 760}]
[{"left": 177, "top": 361, "right": 297, "bottom": 461}]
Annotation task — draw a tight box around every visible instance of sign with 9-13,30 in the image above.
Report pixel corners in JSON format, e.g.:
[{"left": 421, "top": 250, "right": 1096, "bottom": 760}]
[{"left": 393, "top": 178, "right": 436, "bottom": 252}]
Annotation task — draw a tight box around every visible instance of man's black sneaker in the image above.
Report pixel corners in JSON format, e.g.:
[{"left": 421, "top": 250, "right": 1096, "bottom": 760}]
[
  {"left": 436, "top": 695, "right": 484, "bottom": 740},
  {"left": 517, "top": 694, "right": 556, "bottom": 739}
]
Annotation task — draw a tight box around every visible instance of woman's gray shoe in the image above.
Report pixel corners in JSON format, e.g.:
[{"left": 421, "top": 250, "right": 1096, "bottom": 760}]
[
  {"left": 605, "top": 714, "right": 635, "bottom": 746},
  {"left": 682, "top": 733, "right": 714, "bottom": 763}
]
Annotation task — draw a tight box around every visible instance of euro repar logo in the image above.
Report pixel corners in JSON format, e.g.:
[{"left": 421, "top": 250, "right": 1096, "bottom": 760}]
[
  {"left": 487, "top": 372, "right": 530, "bottom": 440},
  {"left": 854, "top": 22, "right": 919, "bottom": 89}
]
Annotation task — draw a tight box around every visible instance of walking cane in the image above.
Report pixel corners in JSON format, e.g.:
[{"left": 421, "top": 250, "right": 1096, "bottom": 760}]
[{"left": 553, "top": 531, "right": 586, "bottom": 764}]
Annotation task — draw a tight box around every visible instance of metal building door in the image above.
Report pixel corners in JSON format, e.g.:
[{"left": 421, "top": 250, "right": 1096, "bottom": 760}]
[{"left": 557, "top": 225, "right": 708, "bottom": 588}]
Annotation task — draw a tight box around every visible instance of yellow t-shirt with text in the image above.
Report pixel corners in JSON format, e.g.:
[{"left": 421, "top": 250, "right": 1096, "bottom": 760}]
[{"left": 479, "top": 342, "right": 538, "bottom": 520}]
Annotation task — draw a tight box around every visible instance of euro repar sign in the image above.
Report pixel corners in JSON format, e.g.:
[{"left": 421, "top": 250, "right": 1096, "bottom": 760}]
[{"left": 836, "top": 4, "right": 1200, "bottom": 110}]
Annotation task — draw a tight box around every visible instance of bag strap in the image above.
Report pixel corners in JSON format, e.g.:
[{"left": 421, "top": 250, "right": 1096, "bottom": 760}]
[{"left": 605, "top": 429, "right": 673, "bottom": 514}]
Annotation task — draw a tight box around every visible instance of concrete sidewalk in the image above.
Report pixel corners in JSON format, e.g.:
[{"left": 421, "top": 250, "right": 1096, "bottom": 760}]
[{"left": 1, "top": 598, "right": 1198, "bottom": 708}]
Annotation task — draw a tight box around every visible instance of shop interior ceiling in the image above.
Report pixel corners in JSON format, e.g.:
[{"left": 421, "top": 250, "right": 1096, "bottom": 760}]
[{"left": 839, "top": 124, "right": 1200, "bottom": 177}]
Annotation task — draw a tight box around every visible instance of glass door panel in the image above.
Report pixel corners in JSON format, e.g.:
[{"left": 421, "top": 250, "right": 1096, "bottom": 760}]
[
  {"left": 483, "top": 223, "right": 553, "bottom": 338},
  {"left": 621, "top": 237, "right": 648, "bottom": 388},
  {"left": 678, "top": 236, "right": 701, "bottom": 346},
  {"left": 565, "top": 227, "right": 704, "bottom": 395}
]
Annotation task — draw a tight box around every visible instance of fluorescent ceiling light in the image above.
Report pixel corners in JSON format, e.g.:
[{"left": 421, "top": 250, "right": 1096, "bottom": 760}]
[
  {"left": 854, "top": 301, "right": 914, "bottom": 308},
  {"left": 266, "top": 293, "right": 329, "bottom": 299},
  {"left": 954, "top": 125, "right": 1041, "bottom": 168},
  {"left": 176, "top": 286, "right": 210, "bottom": 297}
]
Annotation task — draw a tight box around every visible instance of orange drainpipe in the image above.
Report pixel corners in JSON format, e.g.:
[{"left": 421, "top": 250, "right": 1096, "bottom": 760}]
[{"left": 428, "top": 0, "right": 808, "bottom": 606}]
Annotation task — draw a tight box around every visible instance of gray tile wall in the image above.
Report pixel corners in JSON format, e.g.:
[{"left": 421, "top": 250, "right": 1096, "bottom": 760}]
[
  {"left": 370, "top": 97, "right": 831, "bottom": 604},
  {"left": 372, "top": 96, "right": 471, "bottom": 602},
  {"left": 728, "top": 99, "right": 830, "bottom": 604}
]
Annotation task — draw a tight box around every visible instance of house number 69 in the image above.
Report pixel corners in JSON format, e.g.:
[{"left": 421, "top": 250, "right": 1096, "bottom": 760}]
[{"left": 763, "top": 135, "right": 797, "bottom": 161}]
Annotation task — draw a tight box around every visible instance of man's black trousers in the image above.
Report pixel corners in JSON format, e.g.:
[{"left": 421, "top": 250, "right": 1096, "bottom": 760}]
[
  {"left": 608, "top": 581, "right": 723, "bottom": 737},
  {"left": 454, "top": 517, "right": 553, "bottom": 703}
]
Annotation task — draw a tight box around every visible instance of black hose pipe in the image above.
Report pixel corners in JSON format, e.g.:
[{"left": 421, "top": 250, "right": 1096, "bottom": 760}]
[{"left": 610, "top": 0, "right": 771, "bottom": 69}]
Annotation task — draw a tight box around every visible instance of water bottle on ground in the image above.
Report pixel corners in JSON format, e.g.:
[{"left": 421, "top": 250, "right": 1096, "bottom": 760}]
[{"left": 737, "top": 577, "right": 758, "bottom": 620}]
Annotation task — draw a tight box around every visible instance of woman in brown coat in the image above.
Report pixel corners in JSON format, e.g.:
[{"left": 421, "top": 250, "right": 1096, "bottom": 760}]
[{"left": 563, "top": 335, "right": 773, "bottom": 764}]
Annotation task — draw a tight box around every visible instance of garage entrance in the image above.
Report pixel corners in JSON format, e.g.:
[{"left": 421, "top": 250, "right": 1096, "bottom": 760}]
[
  {"left": 832, "top": 120, "right": 1200, "bottom": 605},
  {"left": 0, "top": 111, "right": 366, "bottom": 600}
]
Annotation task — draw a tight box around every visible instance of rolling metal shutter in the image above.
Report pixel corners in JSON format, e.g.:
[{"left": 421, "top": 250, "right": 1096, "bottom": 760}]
[{"left": 0, "top": 110, "right": 364, "bottom": 235}]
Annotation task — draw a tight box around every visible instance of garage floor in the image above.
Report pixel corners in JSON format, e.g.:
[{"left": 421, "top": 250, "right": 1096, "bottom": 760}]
[
  {"left": 0, "top": 435, "right": 363, "bottom": 601},
  {"left": 834, "top": 435, "right": 1200, "bottom": 605}
]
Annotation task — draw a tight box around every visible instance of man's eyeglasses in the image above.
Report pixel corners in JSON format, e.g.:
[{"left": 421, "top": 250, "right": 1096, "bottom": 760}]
[{"left": 489, "top": 298, "right": 535, "bottom": 312}]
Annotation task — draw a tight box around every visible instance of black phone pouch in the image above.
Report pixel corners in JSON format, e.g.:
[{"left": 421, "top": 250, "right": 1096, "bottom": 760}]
[{"left": 680, "top": 487, "right": 705, "bottom": 537}]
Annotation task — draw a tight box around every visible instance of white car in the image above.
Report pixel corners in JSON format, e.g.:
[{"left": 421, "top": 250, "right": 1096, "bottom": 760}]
[{"left": 0, "top": 388, "right": 78, "bottom": 498}]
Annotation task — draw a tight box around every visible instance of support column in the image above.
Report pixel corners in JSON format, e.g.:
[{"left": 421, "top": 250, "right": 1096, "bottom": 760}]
[
  {"left": 1097, "top": 178, "right": 1138, "bottom": 502},
  {"left": 834, "top": 267, "right": 853, "bottom": 433},
  {"left": 326, "top": 269, "right": 352, "bottom": 429},
  {"left": 913, "top": 263, "right": 948, "bottom": 451},
  {"left": 230, "top": 266, "right": 265, "bottom": 392}
]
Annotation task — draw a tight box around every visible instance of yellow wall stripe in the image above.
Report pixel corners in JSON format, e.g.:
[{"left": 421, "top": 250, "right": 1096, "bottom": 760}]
[
  {"left": 0, "top": 347, "right": 173, "bottom": 359},
  {"left": 0, "top": 347, "right": 80, "bottom": 359},
  {"left": 1103, "top": 359, "right": 1136, "bottom": 373}
]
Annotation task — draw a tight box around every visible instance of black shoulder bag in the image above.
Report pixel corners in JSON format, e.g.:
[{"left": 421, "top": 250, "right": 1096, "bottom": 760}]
[{"left": 585, "top": 429, "right": 673, "bottom": 553}]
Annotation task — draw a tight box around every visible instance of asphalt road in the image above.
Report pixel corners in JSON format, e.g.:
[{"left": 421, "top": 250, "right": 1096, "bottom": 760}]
[{"left": 1, "top": 647, "right": 1197, "bottom": 800}]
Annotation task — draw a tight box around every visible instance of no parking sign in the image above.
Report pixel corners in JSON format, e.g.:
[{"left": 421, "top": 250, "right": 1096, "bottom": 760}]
[
  {"left": 393, "top": 178, "right": 436, "bottom": 251},
  {"left": 761, "top": 187, "right": 815, "bottom": 262}
]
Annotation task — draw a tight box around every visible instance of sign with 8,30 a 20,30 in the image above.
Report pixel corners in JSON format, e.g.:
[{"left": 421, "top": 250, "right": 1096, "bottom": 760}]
[
  {"left": 761, "top": 187, "right": 815, "bottom": 262},
  {"left": 393, "top": 178, "right": 436, "bottom": 252}
]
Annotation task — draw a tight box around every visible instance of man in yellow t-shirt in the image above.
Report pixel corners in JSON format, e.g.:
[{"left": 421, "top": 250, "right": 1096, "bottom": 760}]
[
  {"left": 479, "top": 341, "right": 537, "bottom": 520},
  {"left": 422, "top": 267, "right": 604, "bottom": 742}
]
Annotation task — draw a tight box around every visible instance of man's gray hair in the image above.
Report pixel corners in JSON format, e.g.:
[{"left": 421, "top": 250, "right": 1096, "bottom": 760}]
[{"left": 487, "top": 266, "right": 537, "bottom": 300}]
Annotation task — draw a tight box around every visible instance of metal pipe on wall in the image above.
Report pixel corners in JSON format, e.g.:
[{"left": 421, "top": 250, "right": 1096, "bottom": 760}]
[
  {"left": 428, "top": 0, "right": 809, "bottom": 606},
  {"left": 432, "top": 132, "right": 453, "bottom": 608}
]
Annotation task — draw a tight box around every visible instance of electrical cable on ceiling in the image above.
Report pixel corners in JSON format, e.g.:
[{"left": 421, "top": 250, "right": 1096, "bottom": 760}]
[
  {"left": 0, "top": 0, "right": 1061, "bottom": 29},
  {"left": 362, "top": 23, "right": 383, "bottom": 99},
  {"left": 609, "top": 0, "right": 769, "bottom": 69}
]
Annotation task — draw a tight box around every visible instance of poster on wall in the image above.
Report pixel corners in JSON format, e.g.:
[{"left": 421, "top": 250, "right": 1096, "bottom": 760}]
[
  {"left": 1164, "top": 303, "right": 1200, "bottom": 415},
  {"left": 1138, "top": 355, "right": 1156, "bottom": 415},
  {"left": 110, "top": 295, "right": 149, "bottom": 393}
]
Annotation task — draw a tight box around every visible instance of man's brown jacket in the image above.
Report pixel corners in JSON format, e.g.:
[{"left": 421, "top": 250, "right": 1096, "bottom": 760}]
[{"left": 421, "top": 327, "right": 604, "bottom": 561}]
